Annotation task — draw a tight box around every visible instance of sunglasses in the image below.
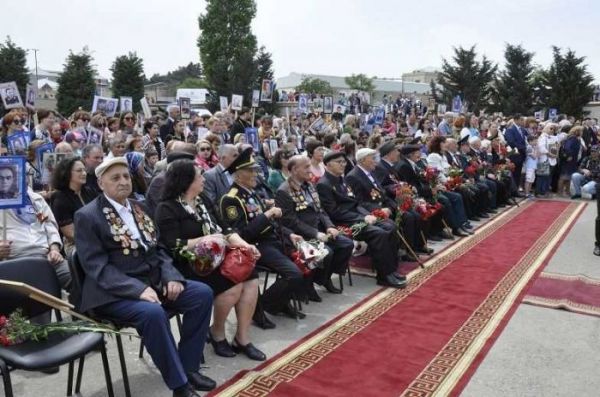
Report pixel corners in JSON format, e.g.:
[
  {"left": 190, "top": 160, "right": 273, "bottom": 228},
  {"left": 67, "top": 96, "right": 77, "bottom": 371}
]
[
  {"left": 199, "top": 147, "right": 211, "bottom": 152},
  {"left": 124, "top": 116, "right": 134, "bottom": 121},
  {"left": 80, "top": 118, "right": 90, "bottom": 122},
  {"left": 12, "top": 119, "right": 22, "bottom": 125}
]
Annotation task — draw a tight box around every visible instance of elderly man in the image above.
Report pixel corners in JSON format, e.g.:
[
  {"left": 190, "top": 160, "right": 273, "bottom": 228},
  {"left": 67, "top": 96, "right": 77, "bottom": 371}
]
[
  {"left": 220, "top": 148, "right": 306, "bottom": 322},
  {"left": 74, "top": 157, "right": 215, "bottom": 397},
  {"left": 82, "top": 144, "right": 104, "bottom": 196},
  {"left": 203, "top": 144, "right": 239, "bottom": 206},
  {"left": 275, "top": 155, "right": 354, "bottom": 299},
  {"left": 316, "top": 151, "right": 407, "bottom": 288},
  {"left": 160, "top": 105, "right": 180, "bottom": 141},
  {"left": 437, "top": 112, "right": 454, "bottom": 136}
]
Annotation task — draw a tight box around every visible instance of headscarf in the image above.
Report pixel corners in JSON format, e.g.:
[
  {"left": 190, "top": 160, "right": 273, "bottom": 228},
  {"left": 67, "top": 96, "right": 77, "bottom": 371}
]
[{"left": 125, "top": 151, "right": 144, "bottom": 174}]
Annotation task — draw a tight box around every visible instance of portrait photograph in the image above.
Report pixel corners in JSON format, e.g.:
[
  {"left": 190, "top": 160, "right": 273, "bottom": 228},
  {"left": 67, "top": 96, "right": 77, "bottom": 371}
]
[
  {"left": 312, "top": 97, "right": 323, "bottom": 113},
  {"left": 0, "top": 156, "right": 26, "bottom": 209},
  {"left": 244, "top": 127, "right": 259, "bottom": 152},
  {"left": 25, "top": 84, "right": 36, "bottom": 109},
  {"left": 0, "top": 82, "right": 23, "bottom": 110},
  {"left": 140, "top": 97, "right": 152, "bottom": 118},
  {"left": 87, "top": 127, "right": 103, "bottom": 145},
  {"left": 231, "top": 94, "right": 243, "bottom": 111},
  {"left": 260, "top": 79, "right": 273, "bottom": 102},
  {"left": 179, "top": 97, "right": 191, "bottom": 119},
  {"left": 220, "top": 96, "right": 228, "bottom": 111},
  {"left": 251, "top": 90, "right": 260, "bottom": 108},
  {"left": 333, "top": 104, "right": 346, "bottom": 114},
  {"left": 298, "top": 94, "right": 308, "bottom": 114},
  {"left": 7, "top": 131, "right": 31, "bottom": 156},
  {"left": 35, "top": 143, "right": 54, "bottom": 175},
  {"left": 120, "top": 96, "right": 133, "bottom": 113},
  {"left": 323, "top": 96, "right": 334, "bottom": 114},
  {"left": 92, "top": 95, "right": 109, "bottom": 114},
  {"left": 105, "top": 98, "right": 118, "bottom": 117}
]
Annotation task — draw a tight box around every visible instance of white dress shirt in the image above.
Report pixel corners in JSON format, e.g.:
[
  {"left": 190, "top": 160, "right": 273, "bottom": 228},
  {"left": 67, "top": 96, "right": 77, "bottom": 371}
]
[{"left": 104, "top": 194, "right": 147, "bottom": 250}]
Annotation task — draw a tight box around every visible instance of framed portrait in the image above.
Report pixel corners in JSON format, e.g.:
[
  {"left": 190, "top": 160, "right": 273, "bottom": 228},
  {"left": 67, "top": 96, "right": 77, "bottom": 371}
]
[
  {"left": 298, "top": 94, "right": 308, "bottom": 114},
  {"left": 374, "top": 107, "right": 385, "bottom": 125},
  {"left": 244, "top": 127, "right": 259, "bottom": 153},
  {"left": 333, "top": 104, "right": 346, "bottom": 114},
  {"left": 452, "top": 95, "right": 462, "bottom": 113},
  {"left": 179, "top": 97, "right": 191, "bottom": 119},
  {"left": 0, "top": 156, "right": 27, "bottom": 209},
  {"left": 309, "top": 117, "right": 325, "bottom": 134},
  {"left": 140, "top": 97, "right": 152, "bottom": 118},
  {"left": 7, "top": 131, "right": 31, "bottom": 156},
  {"left": 0, "top": 82, "right": 23, "bottom": 110},
  {"left": 219, "top": 96, "right": 228, "bottom": 112},
  {"left": 549, "top": 108, "right": 558, "bottom": 119},
  {"left": 120, "top": 97, "right": 133, "bottom": 113},
  {"left": 35, "top": 143, "right": 54, "bottom": 176},
  {"left": 41, "top": 152, "right": 72, "bottom": 186},
  {"left": 312, "top": 97, "right": 323, "bottom": 113},
  {"left": 87, "top": 127, "right": 103, "bottom": 145},
  {"left": 251, "top": 90, "right": 260, "bottom": 108},
  {"left": 25, "top": 84, "right": 36, "bottom": 110},
  {"left": 231, "top": 94, "right": 243, "bottom": 111},
  {"left": 268, "top": 138, "right": 278, "bottom": 155},
  {"left": 260, "top": 79, "right": 273, "bottom": 102},
  {"left": 323, "top": 96, "right": 333, "bottom": 114},
  {"left": 437, "top": 104, "right": 447, "bottom": 114}
]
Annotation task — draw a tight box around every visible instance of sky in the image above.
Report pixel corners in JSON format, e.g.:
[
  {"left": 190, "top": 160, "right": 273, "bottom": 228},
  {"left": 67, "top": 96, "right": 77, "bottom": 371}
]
[{"left": 3, "top": 0, "right": 600, "bottom": 82}]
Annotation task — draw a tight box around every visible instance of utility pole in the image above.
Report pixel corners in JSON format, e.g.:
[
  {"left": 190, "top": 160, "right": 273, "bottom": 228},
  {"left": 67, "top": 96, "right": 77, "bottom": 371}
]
[{"left": 29, "top": 48, "right": 39, "bottom": 95}]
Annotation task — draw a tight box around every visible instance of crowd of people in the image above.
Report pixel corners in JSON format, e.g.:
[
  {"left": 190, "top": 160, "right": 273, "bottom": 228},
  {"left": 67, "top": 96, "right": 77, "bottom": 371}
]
[{"left": 0, "top": 99, "right": 598, "bottom": 396}]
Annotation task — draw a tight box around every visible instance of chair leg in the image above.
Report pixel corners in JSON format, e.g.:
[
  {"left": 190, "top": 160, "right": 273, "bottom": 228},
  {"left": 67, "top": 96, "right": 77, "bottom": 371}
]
[
  {"left": 75, "top": 356, "right": 85, "bottom": 393},
  {"left": 67, "top": 361, "right": 74, "bottom": 396},
  {"left": 116, "top": 334, "right": 132, "bottom": 397},
  {"left": 0, "top": 358, "right": 13, "bottom": 397},
  {"left": 138, "top": 339, "right": 145, "bottom": 359},
  {"left": 338, "top": 273, "right": 344, "bottom": 291},
  {"left": 99, "top": 341, "right": 115, "bottom": 397},
  {"left": 347, "top": 266, "right": 353, "bottom": 286}
]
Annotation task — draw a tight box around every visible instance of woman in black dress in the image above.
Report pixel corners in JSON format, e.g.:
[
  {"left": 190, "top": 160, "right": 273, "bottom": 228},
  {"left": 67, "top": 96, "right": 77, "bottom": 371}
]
[
  {"left": 50, "top": 157, "right": 97, "bottom": 257},
  {"left": 155, "top": 159, "right": 266, "bottom": 361}
]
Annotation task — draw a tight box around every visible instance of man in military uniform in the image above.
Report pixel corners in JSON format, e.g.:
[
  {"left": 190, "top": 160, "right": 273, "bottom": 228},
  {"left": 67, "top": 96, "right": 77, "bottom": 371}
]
[
  {"left": 275, "top": 155, "right": 354, "bottom": 300},
  {"left": 220, "top": 147, "right": 306, "bottom": 322},
  {"left": 316, "top": 151, "right": 407, "bottom": 288}
]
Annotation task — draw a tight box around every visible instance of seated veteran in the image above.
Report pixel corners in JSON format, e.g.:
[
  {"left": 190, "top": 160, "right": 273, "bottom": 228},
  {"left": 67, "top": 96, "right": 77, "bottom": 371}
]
[
  {"left": 155, "top": 159, "right": 266, "bottom": 361},
  {"left": 315, "top": 151, "right": 407, "bottom": 288},
  {"left": 74, "top": 157, "right": 216, "bottom": 397},
  {"left": 219, "top": 147, "right": 307, "bottom": 321},
  {"left": 347, "top": 148, "right": 432, "bottom": 259},
  {"left": 275, "top": 155, "right": 354, "bottom": 300}
]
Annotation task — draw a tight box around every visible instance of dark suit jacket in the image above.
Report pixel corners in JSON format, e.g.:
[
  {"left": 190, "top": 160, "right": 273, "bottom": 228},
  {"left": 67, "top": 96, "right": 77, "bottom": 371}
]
[
  {"left": 503, "top": 125, "right": 527, "bottom": 154},
  {"left": 275, "top": 180, "right": 334, "bottom": 239},
  {"left": 204, "top": 165, "right": 232, "bottom": 208},
  {"left": 395, "top": 158, "right": 432, "bottom": 198},
  {"left": 346, "top": 166, "right": 395, "bottom": 211},
  {"left": 316, "top": 171, "right": 370, "bottom": 226},
  {"left": 159, "top": 118, "right": 175, "bottom": 142},
  {"left": 372, "top": 160, "right": 401, "bottom": 199},
  {"left": 74, "top": 195, "right": 184, "bottom": 312},
  {"left": 445, "top": 151, "right": 462, "bottom": 168}
]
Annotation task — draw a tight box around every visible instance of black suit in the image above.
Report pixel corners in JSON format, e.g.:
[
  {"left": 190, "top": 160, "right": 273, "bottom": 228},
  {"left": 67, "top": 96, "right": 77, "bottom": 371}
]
[
  {"left": 232, "top": 117, "right": 250, "bottom": 143},
  {"left": 395, "top": 159, "right": 433, "bottom": 198},
  {"left": 159, "top": 118, "right": 175, "bottom": 142},
  {"left": 316, "top": 171, "right": 399, "bottom": 279},
  {"left": 276, "top": 180, "right": 353, "bottom": 284},
  {"left": 373, "top": 159, "right": 402, "bottom": 200},
  {"left": 220, "top": 183, "right": 303, "bottom": 313}
]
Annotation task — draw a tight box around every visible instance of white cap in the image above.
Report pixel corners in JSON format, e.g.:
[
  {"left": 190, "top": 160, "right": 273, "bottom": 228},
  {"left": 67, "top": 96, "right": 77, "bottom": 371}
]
[
  {"left": 355, "top": 148, "right": 377, "bottom": 162},
  {"left": 95, "top": 157, "right": 128, "bottom": 178}
]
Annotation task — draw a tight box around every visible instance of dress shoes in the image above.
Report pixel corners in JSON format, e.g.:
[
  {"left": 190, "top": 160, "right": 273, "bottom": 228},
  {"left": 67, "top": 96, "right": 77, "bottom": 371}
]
[
  {"left": 173, "top": 384, "right": 201, "bottom": 397},
  {"left": 439, "top": 231, "right": 454, "bottom": 240},
  {"left": 488, "top": 208, "right": 498, "bottom": 214},
  {"left": 416, "top": 247, "right": 434, "bottom": 255},
  {"left": 307, "top": 285, "right": 322, "bottom": 302},
  {"left": 428, "top": 234, "right": 443, "bottom": 242},
  {"left": 186, "top": 372, "right": 216, "bottom": 392},
  {"left": 208, "top": 331, "right": 236, "bottom": 358},
  {"left": 281, "top": 302, "right": 306, "bottom": 319},
  {"left": 377, "top": 274, "right": 407, "bottom": 288},
  {"left": 324, "top": 278, "right": 343, "bottom": 294},
  {"left": 452, "top": 229, "right": 468, "bottom": 237},
  {"left": 232, "top": 339, "right": 267, "bottom": 361},
  {"left": 252, "top": 312, "right": 276, "bottom": 329},
  {"left": 469, "top": 215, "right": 481, "bottom": 221},
  {"left": 460, "top": 227, "right": 474, "bottom": 235},
  {"left": 462, "top": 222, "right": 473, "bottom": 229},
  {"left": 478, "top": 212, "right": 490, "bottom": 219},
  {"left": 392, "top": 272, "right": 407, "bottom": 282}
]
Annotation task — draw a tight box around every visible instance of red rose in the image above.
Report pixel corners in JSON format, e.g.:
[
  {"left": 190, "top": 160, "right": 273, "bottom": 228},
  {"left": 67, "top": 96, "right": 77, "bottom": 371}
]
[
  {"left": 210, "top": 242, "right": 221, "bottom": 255},
  {"left": 0, "top": 335, "right": 10, "bottom": 347},
  {"left": 0, "top": 316, "right": 6, "bottom": 327}
]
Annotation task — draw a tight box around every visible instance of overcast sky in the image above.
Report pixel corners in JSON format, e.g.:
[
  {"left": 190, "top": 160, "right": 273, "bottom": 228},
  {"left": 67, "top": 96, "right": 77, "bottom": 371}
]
[{"left": 3, "top": 0, "right": 600, "bottom": 82}]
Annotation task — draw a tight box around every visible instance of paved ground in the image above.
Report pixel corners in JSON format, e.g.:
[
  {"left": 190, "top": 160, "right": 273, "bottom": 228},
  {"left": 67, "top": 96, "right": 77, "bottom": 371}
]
[{"left": 4, "top": 199, "right": 598, "bottom": 397}]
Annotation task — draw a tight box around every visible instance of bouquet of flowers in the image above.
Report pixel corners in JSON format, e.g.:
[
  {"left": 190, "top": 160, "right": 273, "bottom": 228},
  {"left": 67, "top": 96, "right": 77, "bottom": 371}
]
[
  {"left": 444, "top": 168, "right": 464, "bottom": 191},
  {"left": 422, "top": 166, "right": 440, "bottom": 188},
  {"left": 464, "top": 159, "right": 480, "bottom": 177},
  {"left": 291, "top": 240, "right": 329, "bottom": 276},
  {"left": 175, "top": 235, "right": 227, "bottom": 276},
  {"left": 414, "top": 198, "right": 443, "bottom": 221},
  {"left": 0, "top": 309, "right": 128, "bottom": 347},
  {"left": 337, "top": 223, "right": 367, "bottom": 238},
  {"left": 371, "top": 208, "right": 389, "bottom": 220}
]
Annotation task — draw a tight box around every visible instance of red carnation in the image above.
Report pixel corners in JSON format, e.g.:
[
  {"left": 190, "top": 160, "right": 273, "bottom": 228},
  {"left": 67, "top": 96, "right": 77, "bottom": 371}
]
[
  {"left": 0, "top": 316, "right": 6, "bottom": 327},
  {"left": 210, "top": 242, "right": 221, "bottom": 255},
  {"left": 0, "top": 335, "right": 10, "bottom": 347},
  {"left": 371, "top": 208, "right": 389, "bottom": 220}
]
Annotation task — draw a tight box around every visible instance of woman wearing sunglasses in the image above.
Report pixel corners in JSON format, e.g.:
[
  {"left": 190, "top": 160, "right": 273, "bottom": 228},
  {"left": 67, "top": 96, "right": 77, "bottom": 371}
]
[
  {"left": 1, "top": 111, "right": 26, "bottom": 155},
  {"left": 195, "top": 139, "right": 218, "bottom": 170},
  {"left": 120, "top": 111, "right": 137, "bottom": 135}
]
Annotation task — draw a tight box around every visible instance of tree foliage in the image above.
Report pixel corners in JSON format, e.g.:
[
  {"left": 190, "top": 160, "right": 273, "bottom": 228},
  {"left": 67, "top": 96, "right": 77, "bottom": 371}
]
[
  {"left": 147, "top": 62, "right": 203, "bottom": 85},
  {"left": 438, "top": 45, "right": 497, "bottom": 113},
  {"left": 296, "top": 77, "right": 334, "bottom": 95},
  {"left": 198, "top": 0, "right": 257, "bottom": 110},
  {"left": 110, "top": 52, "right": 145, "bottom": 112},
  {"left": 56, "top": 48, "right": 96, "bottom": 117},
  {"left": 540, "top": 47, "right": 595, "bottom": 118},
  {"left": 344, "top": 73, "right": 375, "bottom": 93},
  {"left": 0, "top": 37, "right": 28, "bottom": 115},
  {"left": 493, "top": 44, "right": 535, "bottom": 115}
]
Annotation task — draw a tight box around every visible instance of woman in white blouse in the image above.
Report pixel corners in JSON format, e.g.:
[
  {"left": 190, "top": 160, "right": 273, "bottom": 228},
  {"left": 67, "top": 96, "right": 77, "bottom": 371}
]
[{"left": 537, "top": 123, "right": 558, "bottom": 196}]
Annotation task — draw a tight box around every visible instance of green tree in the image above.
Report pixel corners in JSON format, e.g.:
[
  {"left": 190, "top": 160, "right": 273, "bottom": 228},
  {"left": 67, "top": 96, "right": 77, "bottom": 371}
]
[
  {"left": 0, "top": 37, "right": 28, "bottom": 115},
  {"left": 147, "top": 62, "right": 203, "bottom": 85},
  {"left": 198, "top": 0, "right": 258, "bottom": 111},
  {"left": 176, "top": 77, "right": 208, "bottom": 89},
  {"left": 296, "top": 77, "right": 333, "bottom": 95},
  {"left": 344, "top": 73, "right": 375, "bottom": 93},
  {"left": 493, "top": 44, "right": 535, "bottom": 115},
  {"left": 254, "top": 46, "right": 276, "bottom": 112},
  {"left": 541, "top": 47, "right": 595, "bottom": 118},
  {"left": 111, "top": 52, "right": 145, "bottom": 112},
  {"left": 56, "top": 48, "right": 96, "bottom": 117},
  {"left": 438, "top": 45, "right": 497, "bottom": 113}
]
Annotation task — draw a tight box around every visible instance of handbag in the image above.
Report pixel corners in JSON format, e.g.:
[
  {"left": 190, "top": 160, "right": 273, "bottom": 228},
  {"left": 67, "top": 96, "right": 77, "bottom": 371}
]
[
  {"left": 536, "top": 160, "right": 550, "bottom": 176},
  {"left": 220, "top": 247, "right": 257, "bottom": 283}
]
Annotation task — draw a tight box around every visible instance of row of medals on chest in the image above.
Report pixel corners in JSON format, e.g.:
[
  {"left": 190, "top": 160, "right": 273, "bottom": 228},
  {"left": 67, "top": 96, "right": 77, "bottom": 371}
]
[{"left": 103, "top": 207, "right": 154, "bottom": 256}]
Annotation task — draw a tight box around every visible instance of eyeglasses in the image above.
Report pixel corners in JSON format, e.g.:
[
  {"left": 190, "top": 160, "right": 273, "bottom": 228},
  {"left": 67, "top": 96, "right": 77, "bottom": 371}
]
[
  {"left": 12, "top": 119, "right": 22, "bottom": 125},
  {"left": 199, "top": 147, "right": 211, "bottom": 152},
  {"left": 331, "top": 159, "right": 347, "bottom": 165},
  {"left": 124, "top": 116, "right": 134, "bottom": 121}
]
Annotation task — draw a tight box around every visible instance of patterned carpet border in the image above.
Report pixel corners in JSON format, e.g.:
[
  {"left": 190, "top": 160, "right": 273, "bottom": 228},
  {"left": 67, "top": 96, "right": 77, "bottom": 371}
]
[
  {"left": 212, "top": 201, "right": 534, "bottom": 396},
  {"left": 402, "top": 201, "right": 586, "bottom": 397}
]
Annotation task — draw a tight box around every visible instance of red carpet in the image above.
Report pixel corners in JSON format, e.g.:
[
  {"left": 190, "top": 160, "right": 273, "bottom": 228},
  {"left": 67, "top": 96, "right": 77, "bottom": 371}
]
[
  {"left": 211, "top": 201, "right": 585, "bottom": 397},
  {"left": 523, "top": 272, "right": 600, "bottom": 317}
]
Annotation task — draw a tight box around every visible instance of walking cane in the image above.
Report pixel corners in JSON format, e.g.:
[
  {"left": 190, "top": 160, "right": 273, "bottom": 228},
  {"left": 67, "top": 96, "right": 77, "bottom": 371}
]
[{"left": 396, "top": 230, "right": 424, "bottom": 269}]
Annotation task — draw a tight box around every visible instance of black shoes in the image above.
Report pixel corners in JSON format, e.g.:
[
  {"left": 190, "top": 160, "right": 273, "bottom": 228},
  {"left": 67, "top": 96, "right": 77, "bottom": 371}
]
[
  {"left": 462, "top": 222, "right": 473, "bottom": 230},
  {"left": 173, "top": 384, "right": 201, "bottom": 397},
  {"left": 186, "top": 372, "right": 217, "bottom": 392},
  {"left": 280, "top": 302, "right": 306, "bottom": 319},
  {"left": 377, "top": 273, "right": 407, "bottom": 289},
  {"left": 452, "top": 229, "right": 468, "bottom": 237},
  {"left": 324, "top": 279, "right": 343, "bottom": 294},
  {"left": 439, "top": 231, "right": 454, "bottom": 240},
  {"left": 460, "top": 227, "right": 474, "bottom": 235},
  {"left": 428, "top": 235, "right": 443, "bottom": 242},
  {"left": 208, "top": 331, "right": 236, "bottom": 358},
  {"left": 594, "top": 245, "right": 600, "bottom": 256},
  {"left": 232, "top": 338, "right": 267, "bottom": 361},
  {"left": 416, "top": 247, "right": 434, "bottom": 255},
  {"left": 478, "top": 212, "right": 490, "bottom": 218},
  {"left": 307, "top": 285, "right": 322, "bottom": 302},
  {"left": 469, "top": 215, "right": 481, "bottom": 221}
]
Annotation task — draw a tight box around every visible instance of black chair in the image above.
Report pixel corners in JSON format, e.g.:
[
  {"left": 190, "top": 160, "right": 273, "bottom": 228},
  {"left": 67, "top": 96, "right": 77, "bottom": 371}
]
[
  {"left": 0, "top": 257, "right": 114, "bottom": 397},
  {"left": 68, "top": 250, "right": 182, "bottom": 397}
]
